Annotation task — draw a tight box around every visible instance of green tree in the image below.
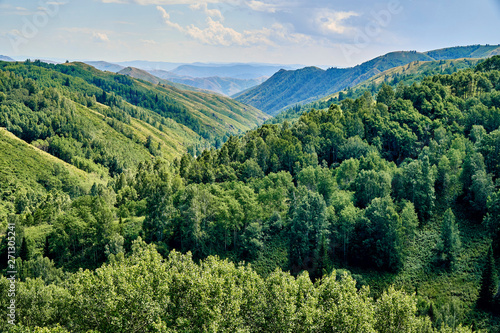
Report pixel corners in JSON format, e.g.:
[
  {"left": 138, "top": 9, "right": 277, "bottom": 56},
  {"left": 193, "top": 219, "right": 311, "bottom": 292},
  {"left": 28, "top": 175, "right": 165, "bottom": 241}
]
[
  {"left": 335, "top": 203, "right": 361, "bottom": 264},
  {"left": 439, "top": 208, "right": 462, "bottom": 270},
  {"left": 19, "top": 236, "right": 29, "bottom": 261},
  {"left": 317, "top": 272, "right": 375, "bottom": 333},
  {"left": 377, "top": 83, "right": 395, "bottom": 107},
  {"left": 354, "top": 169, "right": 392, "bottom": 207},
  {"left": 335, "top": 158, "right": 359, "bottom": 190},
  {"left": 289, "top": 190, "right": 328, "bottom": 268},
  {"left": 357, "top": 196, "right": 403, "bottom": 271},
  {"left": 67, "top": 239, "right": 168, "bottom": 332},
  {"left": 374, "top": 286, "right": 433, "bottom": 333},
  {"left": 477, "top": 246, "right": 498, "bottom": 310}
]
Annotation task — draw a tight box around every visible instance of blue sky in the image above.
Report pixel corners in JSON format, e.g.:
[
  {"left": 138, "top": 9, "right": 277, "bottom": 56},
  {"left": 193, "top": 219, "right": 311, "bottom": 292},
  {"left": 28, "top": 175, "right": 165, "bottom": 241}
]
[{"left": 1, "top": 0, "right": 499, "bottom": 67}]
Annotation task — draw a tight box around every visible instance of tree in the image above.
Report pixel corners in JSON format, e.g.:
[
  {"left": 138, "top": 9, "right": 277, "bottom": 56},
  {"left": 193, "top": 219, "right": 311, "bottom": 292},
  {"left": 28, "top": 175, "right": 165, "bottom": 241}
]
[
  {"left": 470, "top": 169, "right": 495, "bottom": 214},
  {"left": 356, "top": 196, "right": 403, "bottom": 271},
  {"left": 377, "top": 83, "right": 395, "bottom": 107},
  {"left": 335, "top": 158, "right": 359, "bottom": 190},
  {"left": 400, "top": 201, "right": 419, "bottom": 246},
  {"left": 289, "top": 190, "right": 328, "bottom": 269},
  {"left": 440, "top": 208, "right": 461, "bottom": 270},
  {"left": 317, "top": 272, "right": 375, "bottom": 333},
  {"left": 393, "top": 157, "right": 435, "bottom": 221},
  {"left": 353, "top": 169, "right": 392, "bottom": 207},
  {"left": 374, "top": 286, "right": 433, "bottom": 333},
  {"left": 19, "top": 236, "right": 29, "bottom": 261},
  {"left": 67, "top": 239, "right": 168, "bottom": 332},
  {"left": 485, "top": 189, "right": 500, "bottom": 255},
  {"left": 335, "top": 203, "right": 361, "bottom": 264},
  {"left": 477, "top": 245, "right": 498, "bottom": 310}
]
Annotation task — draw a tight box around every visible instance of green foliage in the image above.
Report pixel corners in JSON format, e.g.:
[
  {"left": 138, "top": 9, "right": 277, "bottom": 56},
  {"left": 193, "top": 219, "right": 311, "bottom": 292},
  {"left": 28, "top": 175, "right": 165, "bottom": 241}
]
[
  {"left": 3, "top": 57, "right": 500, "bottom": 331},
  {"left": 1, "top": 240, "right": 472, "bottom": 332},
  {"left": 289, "top": 190, "right": 328, "bottom": 272},
  {"left": 476, "top": 55, "right": 500, "bottom": 72},
  {"left": 439, "top": 208, "right": 462, "bottom": 270},
  {"left": 477, "top": 246, "right": 498, "bottom": 310}
]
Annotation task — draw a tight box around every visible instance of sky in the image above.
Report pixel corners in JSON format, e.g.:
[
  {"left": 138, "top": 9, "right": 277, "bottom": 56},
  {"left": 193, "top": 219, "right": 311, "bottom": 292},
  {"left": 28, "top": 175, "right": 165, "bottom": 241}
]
[{"left": 0, "top": 0, "right": 500, "bottom": 67}]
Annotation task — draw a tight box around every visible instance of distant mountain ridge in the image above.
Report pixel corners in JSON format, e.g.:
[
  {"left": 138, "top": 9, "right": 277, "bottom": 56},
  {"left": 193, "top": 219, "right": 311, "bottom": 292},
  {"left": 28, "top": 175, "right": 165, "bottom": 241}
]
[
  {"left": 147, "top": 69, "right": 267, "bottom": 96},
  {"left": 235, "top": 44, "right": 500, "bottom": 115},
  {"left": 85, "top": 61, "right": 291, "bottom": 95},
  {"left": 85, "top": 61, "right": 125, "bottom": 72},
  {"left": 0, "top": 55, "right": 15, "bottom": 62},
  {"left": 170, "top": 64, "right": 298, "bottom": 79},
  {"left": 117, "top": 66, "right": 207, "bottom": 93}
]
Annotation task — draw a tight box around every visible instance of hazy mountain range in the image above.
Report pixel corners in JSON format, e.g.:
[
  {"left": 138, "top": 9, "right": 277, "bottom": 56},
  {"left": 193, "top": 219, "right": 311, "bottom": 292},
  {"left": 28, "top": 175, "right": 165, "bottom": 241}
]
[
  {"left": 82, "top": 61, "right": 298, "bottom": 96},
  {"left": 235, "top": 44, "right": 500, "bottom": 115},
  {"left": 0, "top": 55, "right": 14, "bottom": 62}
]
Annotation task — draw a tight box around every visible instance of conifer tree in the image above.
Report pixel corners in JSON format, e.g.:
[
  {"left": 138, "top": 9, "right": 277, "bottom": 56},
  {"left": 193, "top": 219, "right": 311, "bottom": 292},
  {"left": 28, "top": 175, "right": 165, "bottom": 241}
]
[
  {"left": 440, "top": 208, "right": 461, "bottom": 270},
  {"left": 478, "top": 245, "right": 498, "bottom": 310},
  {"left": 19, "top": 236, "right": 29, "bottom": 261}
]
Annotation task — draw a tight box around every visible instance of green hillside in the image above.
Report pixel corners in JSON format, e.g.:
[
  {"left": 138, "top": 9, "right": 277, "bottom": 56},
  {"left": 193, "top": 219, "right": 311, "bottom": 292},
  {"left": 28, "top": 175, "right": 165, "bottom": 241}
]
[
  {"left": 236, "top": 45, "right": 500, "bottom": 115},
  {"left": 0, "top": 59, "right": 270, "bottom": 221},
  {"left": 266, "top": 58, "right": 482, "bottom": 131},
  {"left": 19, "top": 60, "right": 269, "bottom": 141},
  {"left": 0, "top": 127, "right": 103, "bottom": 219},
  {"left": 321, "top": 58, "right": 483, "bottom": 109},
  {"left": 0, "top": 60, "right": 202, "bottom": 219},
  {"left": 425, "top": 44, "right": 500, "bottom": 60},
  {"left": 2, "top": 56, "right": 500, "bottom": 332}
]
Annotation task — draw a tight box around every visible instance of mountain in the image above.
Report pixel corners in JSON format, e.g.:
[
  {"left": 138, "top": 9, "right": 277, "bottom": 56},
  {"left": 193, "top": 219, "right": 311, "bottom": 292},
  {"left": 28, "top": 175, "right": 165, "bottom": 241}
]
[
  {"left": 117, "top": 60, "right": 185, "bottom": 71},
  {"left": 2, "top": 54, "right": 500, "bottom": 332},
  {"left": 83, "top": 61, "right": 298, "bottom": 95},
  {"left": 236, "top": 44, "right": 500, "bottom": 115},
  {"left": 268, "top": 58, "right": 483, "bottom": 125},
  {"left": 117, "top": 66, "right": 205, "bottom": 92},
  {"left": 424, "top": 44, "right": 500, "bottom": 60},
  {"left": 85, "top": 61, "right": 125, "bottom": 73},
  {"left": 170, "top": 63, "right": 297, "bottom": 80},
  {"left": 0, "top": 58, "right": 268, "bottom": 216},
  {"left": 332, "top": 58, "right": 482, "bottom": 99},
  {"left": 0, "top": 55, "right": 14, "bottom": 62},
  {"left": 147, "top": 69, "right": 266, "bottom": 96},
  {"left": 29, "top": 61, "right": 269, "bottom": 140}
]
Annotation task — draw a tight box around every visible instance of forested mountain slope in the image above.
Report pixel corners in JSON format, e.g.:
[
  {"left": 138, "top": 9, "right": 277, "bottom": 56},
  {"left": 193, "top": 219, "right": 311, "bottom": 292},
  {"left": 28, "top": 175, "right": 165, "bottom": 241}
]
[
  {"left": 236, "top": 44, "right": 500, "bottom": 115},
  {"left": 425, "top": 44, "right": 500, "bottom": 60},
  {"left": 270, "top": 58, "right": 482, "bottom": 125},
  {"left": 1, "top": 57, "right": 500, "bottom": 332},
  {"left": 52, "top": 61, "right": 269, "bottom": 140}
]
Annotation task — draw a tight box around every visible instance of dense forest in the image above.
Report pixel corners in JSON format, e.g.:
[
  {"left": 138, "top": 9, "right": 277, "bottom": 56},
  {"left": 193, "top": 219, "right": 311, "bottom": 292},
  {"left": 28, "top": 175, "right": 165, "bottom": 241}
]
[{"left": 1, "top": 56, "right": 500, "bottom": 332}]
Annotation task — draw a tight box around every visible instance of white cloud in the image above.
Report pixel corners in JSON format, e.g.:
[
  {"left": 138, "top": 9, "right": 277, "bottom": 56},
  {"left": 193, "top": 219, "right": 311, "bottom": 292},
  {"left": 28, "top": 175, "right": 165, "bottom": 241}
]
[
  {"left": 157, "top": 5, "right": 309, "bottom": 47},
  {"left": 141, "top": 39, "right": 158, "bottom": 45},
  {"left": 157, "top": 6, "right": 184, "bottom": 31},
  {"left": 246, "top": 0, "right": 278, "bottom": 13},
  {"left": 185, "top": 17, "right": 245, "bottom": 46},
  {"left": 189, "top": 3, "right": 223, "bottom": 20},
  {"left": 93, "top": 32, "right": 110, "bottom": 42},
  {"left": 317, "top": 10, "right": 359, "bottom": 35}
]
